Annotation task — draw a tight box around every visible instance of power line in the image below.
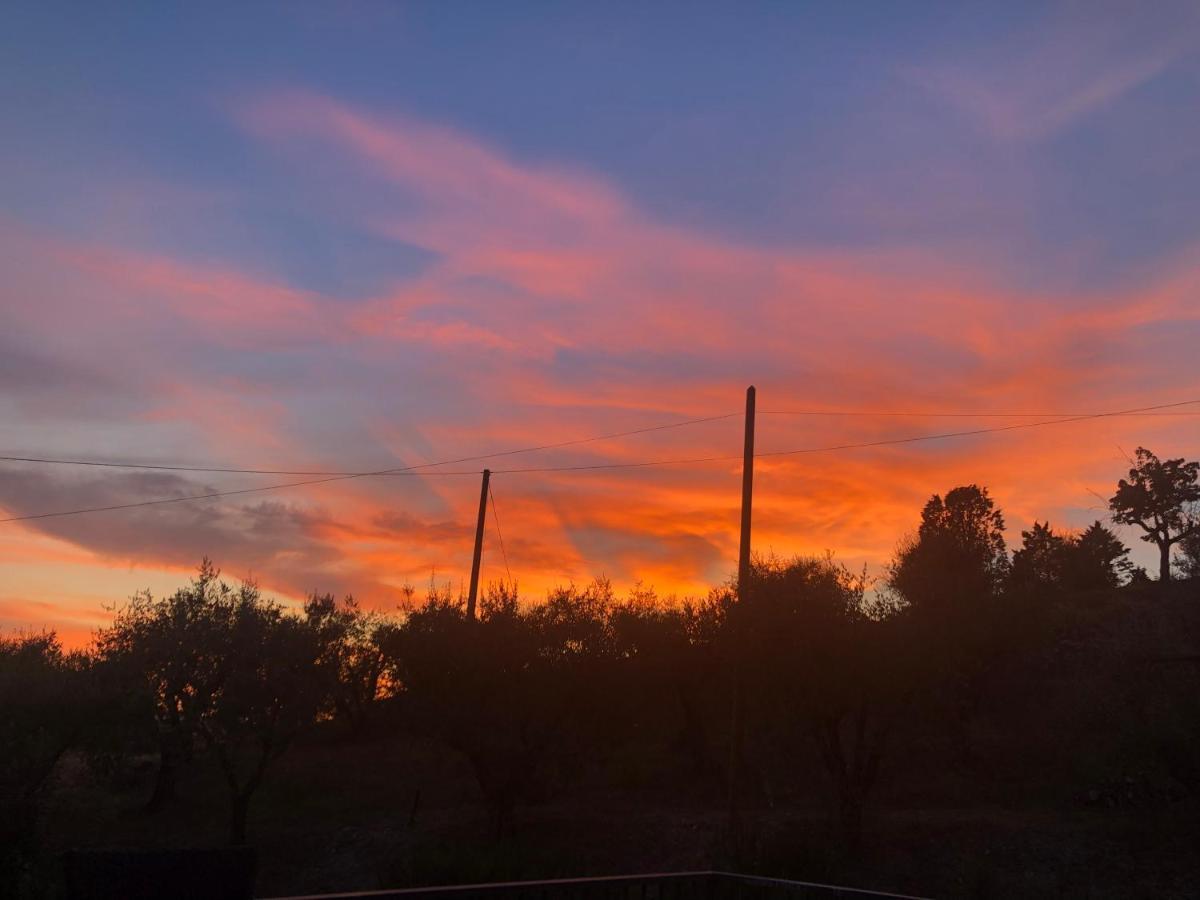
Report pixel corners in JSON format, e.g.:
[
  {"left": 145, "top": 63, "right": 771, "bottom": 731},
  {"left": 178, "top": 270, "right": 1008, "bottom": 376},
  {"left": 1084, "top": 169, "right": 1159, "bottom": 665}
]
[
  {"left": 486, "top": 399, "right": 1200, "bottom": 474},
  {"left": 757, "top": 399, "right": 1200, "bottom": 459},
  {"left": 488, "top": 482, "right": 513, "bottom": 584},
  {"left": 2, "top": 398, "right": 1195, "bottom": 522},
  {"left": 0, "top": 471, "right": 420, "bottom": 524},
  {"left": 0, "top": 412, "right": 741, "bottom": 477},
  {"left": 4, "top": 406, "right": 1193, "bottom": 477},
  {"left": 760, "top": 409, "right": 1200, "bottom": 418},
  {"left": 0, "top": 411, "right": 738, "bottom": 524}
]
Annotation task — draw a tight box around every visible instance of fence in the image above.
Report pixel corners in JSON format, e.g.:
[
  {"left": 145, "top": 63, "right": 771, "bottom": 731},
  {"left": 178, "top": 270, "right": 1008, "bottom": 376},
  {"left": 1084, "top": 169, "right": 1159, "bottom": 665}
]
[{"left": 263, "top": 871, "right": 928, "bottom": 900}]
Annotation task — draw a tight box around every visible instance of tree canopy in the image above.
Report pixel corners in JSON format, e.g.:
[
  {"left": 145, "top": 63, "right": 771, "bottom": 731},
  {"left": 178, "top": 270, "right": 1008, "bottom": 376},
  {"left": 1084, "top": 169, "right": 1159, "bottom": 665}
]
[
  {"left": 888, "top": 484, "right": 1009, "bottom": 613},
  {"left": 1109, "top": 447, "right": 1200, "bottom": 582}
]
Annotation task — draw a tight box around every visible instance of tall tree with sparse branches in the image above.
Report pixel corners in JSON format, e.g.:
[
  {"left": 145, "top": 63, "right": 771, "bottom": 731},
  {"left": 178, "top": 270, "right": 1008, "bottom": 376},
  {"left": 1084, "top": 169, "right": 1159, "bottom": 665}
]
[{"left": 1109, "top": 448, "right": 1200, "bottom": 583}]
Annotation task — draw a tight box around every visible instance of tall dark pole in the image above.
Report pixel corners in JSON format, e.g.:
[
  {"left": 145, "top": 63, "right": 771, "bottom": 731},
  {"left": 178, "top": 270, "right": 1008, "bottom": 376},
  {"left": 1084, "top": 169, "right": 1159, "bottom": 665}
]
[
  {"left": 728, "top": 385, "right": 755, "bottom": 838},
  {"left": 738, "top": 385, "right": 756, "bottom": 591},
  {"left": 467, "top": 468, "right": 490, "bottom": 620}
]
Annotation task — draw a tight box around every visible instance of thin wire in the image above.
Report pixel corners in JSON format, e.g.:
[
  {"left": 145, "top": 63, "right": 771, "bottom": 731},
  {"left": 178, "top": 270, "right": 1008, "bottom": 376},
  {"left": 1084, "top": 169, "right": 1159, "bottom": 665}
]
[
  {"left": 4, "top": 407, "right": 1190, "bottom": 475},
  {"left": 0, "top": 411, "right": 738, "bottom": 523},
  {"left": 756, "top": 398, "right": 1200, "bottom": 459},
  {"left": 487, "top": 398, "right": 1200, "bottom": 474},
  {"left": 0, "top": 470, "right": 428, "bottom": 524},
  {"left": 492, "top": 453, "right": 734, "bottom": 474},
  {"left": 2, "top": 398, "right": 1195, "bottom": 521},
  {"left": 0, "top": 412, "right": 741, "bottom": 476},
  {"left": 759, "top": 410, "right": 1200, "bottom": 418},
  {"left": 488, "top": 483, "right": 513, "bottom": 584}
]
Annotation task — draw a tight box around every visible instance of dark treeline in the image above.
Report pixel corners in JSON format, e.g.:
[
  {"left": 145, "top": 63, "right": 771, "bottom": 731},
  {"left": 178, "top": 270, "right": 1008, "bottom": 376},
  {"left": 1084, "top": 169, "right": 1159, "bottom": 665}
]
[{"left": 3, "top": 447, "right": 1200, "bottom": 898}]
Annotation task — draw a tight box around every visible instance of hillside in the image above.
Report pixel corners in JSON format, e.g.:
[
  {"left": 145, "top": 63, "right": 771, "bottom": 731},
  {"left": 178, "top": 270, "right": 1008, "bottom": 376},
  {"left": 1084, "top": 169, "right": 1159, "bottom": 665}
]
[{"left": 15, "top": 578, "right": 1200, "bottom": 899}]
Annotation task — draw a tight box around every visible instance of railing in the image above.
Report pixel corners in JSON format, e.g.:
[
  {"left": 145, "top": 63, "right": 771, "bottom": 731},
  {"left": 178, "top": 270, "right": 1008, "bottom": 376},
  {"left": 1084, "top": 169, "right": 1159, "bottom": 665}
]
[{"left": 263, "top": 871, "right": 929, "bottom": 900}]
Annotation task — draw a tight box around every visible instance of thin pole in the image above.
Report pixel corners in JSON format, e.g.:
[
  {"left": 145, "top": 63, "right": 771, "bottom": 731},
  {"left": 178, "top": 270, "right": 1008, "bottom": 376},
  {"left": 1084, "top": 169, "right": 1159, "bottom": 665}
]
[
  {"left": 728, "top": 385, "right": 755, "bottom": 838},
  {"left": 738, "top": 385, "right": 756, "bottom": 590},
  {"left": 467, "top": 468, "right": 490, "bottom": 620}
]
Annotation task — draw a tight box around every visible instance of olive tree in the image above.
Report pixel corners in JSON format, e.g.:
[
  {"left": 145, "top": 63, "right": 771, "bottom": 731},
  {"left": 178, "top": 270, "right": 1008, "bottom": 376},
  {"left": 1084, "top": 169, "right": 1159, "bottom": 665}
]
[
  {"left": 94, "top": 560, "right": 236, "bottom": 811},
  {"left": 96, "top": 561, "right": 328, "bottom": 844},
  {"left": 197, "top": 589, "right": 327, "bottom": 845}
]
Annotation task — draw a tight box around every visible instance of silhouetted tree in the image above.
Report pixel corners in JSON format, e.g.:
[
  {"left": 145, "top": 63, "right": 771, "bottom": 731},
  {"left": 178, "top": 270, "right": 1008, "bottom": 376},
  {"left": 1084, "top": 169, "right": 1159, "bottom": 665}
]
[
  {"left": 95, "top": 560, "right": 236, "bottom": 812},
  {"left": 1010, "top": 521, "right": 1068, "bottom": 591},
  {"left": 886, "top": 486, "right": 1009, "bottom": 762},
  {"left": 1174, "top": 505, "right": 1200, "bottom": 579},
  {"left": 1062, "top": 521, "right": 1132, "bottom": 590},
  {"left": 304, "top": 593, "right": 397, "bottom": 734},
  {"left": 1128, "top": 565, "right": 1153, "bottom": 586},
  {"left": 1010, "top": 520, "right": 1132, "bottom": 594},
  {"left": 748, "top": 555, "right": 908, "bottom": 853},
  {"left": 674, "top": 590, "right": 731, "bottom": 783},
  {"left": 1109, "top": 447, "right": 1200, "bottom": 583},
  {"left": 606, "top": 585, "right": 728, "bottom": 787},
  {"left": 196, "top": 585, "right": 327, "bottom": 845},
  {"left": 888, "top": 484, "right": 1009, "bottom": 614},
  {"left": 96, "top": 561, "right": 328, "bottom": 844},
  {"left": 0, "top": 633, "right": 119, "bottom": 900},
  {"left": 0, "top": 632, "right": 92, "bottom": 891},
  {"left": 400, "top": 579, "right": 616, "bottom": 837}
]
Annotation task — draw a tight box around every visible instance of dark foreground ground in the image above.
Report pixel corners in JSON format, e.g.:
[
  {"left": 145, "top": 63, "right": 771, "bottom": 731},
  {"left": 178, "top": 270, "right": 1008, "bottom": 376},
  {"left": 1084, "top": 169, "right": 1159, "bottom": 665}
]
[
  {"left": 24, "top": 581, "right": 1200, "bottom": 899},
  {"left": 34, "top": 737, "right": 1200, "bottom": 899}
]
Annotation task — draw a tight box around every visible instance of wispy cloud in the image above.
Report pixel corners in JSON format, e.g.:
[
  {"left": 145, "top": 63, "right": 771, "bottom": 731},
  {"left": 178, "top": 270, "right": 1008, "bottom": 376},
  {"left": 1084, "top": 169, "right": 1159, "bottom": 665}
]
[{"left": 905, "top": 8, "right": 1197, "bottom": 142}]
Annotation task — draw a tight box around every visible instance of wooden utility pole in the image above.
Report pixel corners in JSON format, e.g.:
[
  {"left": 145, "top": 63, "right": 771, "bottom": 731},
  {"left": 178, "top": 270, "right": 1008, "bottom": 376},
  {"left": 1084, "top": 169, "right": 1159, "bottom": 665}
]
[
  {"left": 728, "top": 385, "right": 755, "bottom": 837},
  {"left": 467, "top": 468, "right": 490, "bottom": 620},
  {"left": 738, "top": 385, "right": 756, "bottom": 590}
]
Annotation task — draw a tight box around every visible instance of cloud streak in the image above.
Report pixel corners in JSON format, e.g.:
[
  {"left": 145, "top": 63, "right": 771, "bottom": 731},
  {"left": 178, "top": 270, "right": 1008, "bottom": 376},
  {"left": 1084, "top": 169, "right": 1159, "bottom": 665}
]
[{"left": 904, "top": 6, "right": 1198, "bottom": 143}]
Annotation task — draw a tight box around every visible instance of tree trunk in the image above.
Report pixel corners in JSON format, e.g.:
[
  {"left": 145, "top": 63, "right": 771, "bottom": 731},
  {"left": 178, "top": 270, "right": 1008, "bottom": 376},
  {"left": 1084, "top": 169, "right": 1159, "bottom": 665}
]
[
  {"left": 146, "top": 737, "right": 178, "bottom": 813},
  {"left": 229, "top": 792, "right": 251, "bottom": 846},
  {"left": 1160, "top": 541, "right": 1172, "bottom": 584}
]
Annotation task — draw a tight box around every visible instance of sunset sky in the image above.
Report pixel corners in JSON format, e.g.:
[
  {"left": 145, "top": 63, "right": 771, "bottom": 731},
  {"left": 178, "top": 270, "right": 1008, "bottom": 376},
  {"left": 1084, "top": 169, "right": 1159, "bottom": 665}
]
[{"left": 3, "top": 3, "right": 1200, "bottom": 644}]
